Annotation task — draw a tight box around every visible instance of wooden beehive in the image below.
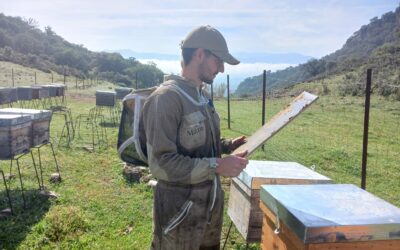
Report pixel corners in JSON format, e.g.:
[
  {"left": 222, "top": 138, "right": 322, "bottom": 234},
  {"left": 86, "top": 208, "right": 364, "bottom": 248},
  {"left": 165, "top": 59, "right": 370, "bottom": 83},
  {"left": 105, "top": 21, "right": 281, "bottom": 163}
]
[
  {"left": 260, "top": 184, "right": 400, "bottom": 250},
  {"left": 227, "top": 160, "right": 332, "bottom": 242},
  {"left": 0, "top": 108, "right": 52, "bottom": 146},
  {"left": 96, "top": 90, "right": 116, "bottom": 107},
  {"left": 17, "top": 86, "right": 33, "bottom": 101},
  {"left": 40, "top": 85, "right": 51, "bottom": 99},
  {"left": 31, "top": 86, "right": 47, "bottom": 99},
  {"left": 115, "top": 87, "right": 132, "bottom": 100},
  {"left": 42, "top": 85, "right": 58, "bottom": 97},
  {"left": 0, "top": 114, "right": 32, "bottom": 159},
  {"left": 54, "top": 83, "right": 65, "bottom": 97},
  {"left": 0, "top": 87, "right": 18, "bottom": 105}
]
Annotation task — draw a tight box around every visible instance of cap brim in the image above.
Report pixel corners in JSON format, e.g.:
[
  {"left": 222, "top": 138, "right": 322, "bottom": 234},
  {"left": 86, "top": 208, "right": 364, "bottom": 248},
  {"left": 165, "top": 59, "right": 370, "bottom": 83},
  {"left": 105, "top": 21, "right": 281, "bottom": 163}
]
[{"left": 213, "top": 50, "right": 240, "bottom": 65}]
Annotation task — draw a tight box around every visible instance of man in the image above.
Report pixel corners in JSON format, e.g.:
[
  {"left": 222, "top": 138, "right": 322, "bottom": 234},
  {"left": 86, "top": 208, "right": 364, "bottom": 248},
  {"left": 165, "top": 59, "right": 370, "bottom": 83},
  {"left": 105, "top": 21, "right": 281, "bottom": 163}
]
[{"left": 141, "top": 25, "right": 248, "bottom": 250}]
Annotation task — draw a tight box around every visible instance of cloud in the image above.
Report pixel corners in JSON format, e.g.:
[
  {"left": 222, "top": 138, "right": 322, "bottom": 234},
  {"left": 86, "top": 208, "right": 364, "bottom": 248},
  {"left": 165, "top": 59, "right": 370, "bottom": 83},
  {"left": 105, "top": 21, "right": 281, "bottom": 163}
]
[
  {"left": 1, "top": 0, "right": 398, "bottom": 57},
  {"left": 137, "top": 58, "right": 294, "bottom": 90}
]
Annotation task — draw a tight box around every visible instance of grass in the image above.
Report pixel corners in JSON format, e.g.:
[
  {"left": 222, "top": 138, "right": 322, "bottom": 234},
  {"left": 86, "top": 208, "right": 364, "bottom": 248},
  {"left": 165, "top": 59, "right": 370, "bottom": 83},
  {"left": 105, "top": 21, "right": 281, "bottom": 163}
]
[{"left": 0, "top": 62, "right": 399, "bottom": 249}]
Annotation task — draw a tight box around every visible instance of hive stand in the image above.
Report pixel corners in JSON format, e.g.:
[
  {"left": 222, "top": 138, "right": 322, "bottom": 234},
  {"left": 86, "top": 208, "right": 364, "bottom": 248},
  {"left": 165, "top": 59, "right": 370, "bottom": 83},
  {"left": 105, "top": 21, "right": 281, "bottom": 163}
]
[
  {"left": 0, "top": 169, "right": 13, "bottom": 215},
  {"left": 31, "top": 141, "right": 61, "bottom": 190},
  {"left": 5, "top": 151, "right": 42, "bottom": 209},
  {"left": 51, "top": 106, "right": 75, "bottom": 147},
  {"left": 75, "top": 112, "right": 108, "bottom": 150}
]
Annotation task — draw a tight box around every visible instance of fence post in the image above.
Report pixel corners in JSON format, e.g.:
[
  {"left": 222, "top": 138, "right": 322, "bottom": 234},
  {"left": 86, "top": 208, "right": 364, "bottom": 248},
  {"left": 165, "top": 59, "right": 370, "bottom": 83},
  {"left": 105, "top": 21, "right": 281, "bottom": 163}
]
[
  {"left": 261, "top": 70, "right": 267, "bottom": 151},
  {"left": 227, "top": 74, "right": 231, "bottom": 129},
  {"left": 361, "top": 69, "right": 372, "bottom": 190},
  {"left": 51, "top": 72, "right": 54, "bottom": 83},
  {"left": 12, "top": 68, "right": 14, "bottom": 87},
  {"left": 34, "top": 72, "right": 37, "bottom": 85}
]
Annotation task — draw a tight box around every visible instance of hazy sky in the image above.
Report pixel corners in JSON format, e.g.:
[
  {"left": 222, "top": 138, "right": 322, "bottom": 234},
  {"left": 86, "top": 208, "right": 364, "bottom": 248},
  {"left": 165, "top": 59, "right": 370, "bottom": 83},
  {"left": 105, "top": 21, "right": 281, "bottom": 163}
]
[
  {"left": 1, "top": 0, "right": 399, "bottom": 87},
  {"left": 2, "top": 0, "right": 399, "bottom": 57}
]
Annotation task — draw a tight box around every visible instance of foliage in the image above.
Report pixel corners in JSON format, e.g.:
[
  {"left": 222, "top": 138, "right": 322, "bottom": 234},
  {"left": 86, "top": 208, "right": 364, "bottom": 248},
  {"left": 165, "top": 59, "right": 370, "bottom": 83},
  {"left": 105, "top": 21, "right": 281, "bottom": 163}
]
[
  {"left": 0, "top": 13, "right": 164, "bottom": 88},
  {"left": 215, "top": 82, "right": 227, "bottom": 98}
]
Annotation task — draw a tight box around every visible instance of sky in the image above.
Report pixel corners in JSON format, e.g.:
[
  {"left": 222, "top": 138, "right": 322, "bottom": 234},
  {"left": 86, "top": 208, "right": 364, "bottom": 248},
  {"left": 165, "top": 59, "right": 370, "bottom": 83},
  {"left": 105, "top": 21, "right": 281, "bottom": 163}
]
[{"left": 1, "top": 0, "right": 399, "bottom": 88}]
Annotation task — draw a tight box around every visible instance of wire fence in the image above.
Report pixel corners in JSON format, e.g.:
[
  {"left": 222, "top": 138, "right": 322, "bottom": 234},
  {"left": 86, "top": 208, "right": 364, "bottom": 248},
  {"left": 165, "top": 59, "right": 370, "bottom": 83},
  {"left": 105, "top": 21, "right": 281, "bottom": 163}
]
[
  {"left": 214, "top": 70, "right": 400, "bottom": 207},
  {"left": 0, "top": 68, "right": 102, "bottom": 90}
]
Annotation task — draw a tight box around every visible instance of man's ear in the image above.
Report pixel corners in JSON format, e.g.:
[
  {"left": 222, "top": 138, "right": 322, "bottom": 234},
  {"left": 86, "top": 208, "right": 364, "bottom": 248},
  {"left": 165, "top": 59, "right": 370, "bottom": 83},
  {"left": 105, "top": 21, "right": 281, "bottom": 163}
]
[{"left": 193, "top": 48, "right": 205, "bottom": 62}]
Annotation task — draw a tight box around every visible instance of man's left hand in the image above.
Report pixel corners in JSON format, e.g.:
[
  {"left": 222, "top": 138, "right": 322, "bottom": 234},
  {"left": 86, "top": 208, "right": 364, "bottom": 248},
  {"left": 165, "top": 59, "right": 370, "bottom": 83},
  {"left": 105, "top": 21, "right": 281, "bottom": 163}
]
[{"left": 231, "top": 136, "right": 246, "bottom": 151}]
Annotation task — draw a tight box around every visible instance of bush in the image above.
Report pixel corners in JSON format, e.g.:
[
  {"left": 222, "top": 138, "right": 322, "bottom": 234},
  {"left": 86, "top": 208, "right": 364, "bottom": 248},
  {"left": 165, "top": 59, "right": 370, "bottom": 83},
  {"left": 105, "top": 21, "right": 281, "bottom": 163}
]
[{"left": 43, "top": 206, "right": 89, "bottom": 242}]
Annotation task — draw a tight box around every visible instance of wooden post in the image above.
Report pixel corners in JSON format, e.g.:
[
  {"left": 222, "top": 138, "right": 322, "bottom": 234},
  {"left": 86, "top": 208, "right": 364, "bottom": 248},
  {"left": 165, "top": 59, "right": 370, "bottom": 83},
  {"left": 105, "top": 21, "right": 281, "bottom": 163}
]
[
  {"left": 361, "top": 69, "right": 372, "bottom": 190},
  {"left": 51, "top": 72, "right": 54, "bottom": 83},
  {"left": 227, "top": 74, "right": 231, "bottom": 130},
  {"left": 34, "top": 72, "right": 37, "bottom": 85},
  {"left": 262, "top": 70, "right": 267, "bottom": 151},
  {"left": 12, "top": 68, "right": 14, "bottom": 87},
  {"left": 76, "top": 77, "right": 78, "bottom": 89}
]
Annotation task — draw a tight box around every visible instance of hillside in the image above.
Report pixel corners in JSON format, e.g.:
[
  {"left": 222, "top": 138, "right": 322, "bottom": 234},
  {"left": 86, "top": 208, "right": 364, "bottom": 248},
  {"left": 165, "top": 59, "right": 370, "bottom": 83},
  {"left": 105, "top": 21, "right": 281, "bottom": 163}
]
[
  {"left": 235, "top": 5, "right": 400, "bottom": 98},
  {"left": 0, "top": 13, "right": 163, "bottom": 88}
]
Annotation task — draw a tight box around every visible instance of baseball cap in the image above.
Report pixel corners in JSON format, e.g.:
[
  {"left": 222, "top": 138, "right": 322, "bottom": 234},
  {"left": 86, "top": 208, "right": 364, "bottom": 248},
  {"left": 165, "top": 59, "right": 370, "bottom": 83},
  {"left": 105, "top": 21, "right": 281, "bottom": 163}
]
[{"left": 181, "top": 25, "right": 240, "bottom": 65}]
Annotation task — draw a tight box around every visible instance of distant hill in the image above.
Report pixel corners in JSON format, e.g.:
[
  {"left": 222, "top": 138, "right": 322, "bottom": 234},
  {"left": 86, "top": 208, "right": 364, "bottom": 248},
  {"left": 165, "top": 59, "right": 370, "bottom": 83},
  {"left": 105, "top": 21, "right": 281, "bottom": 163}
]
[
  {"left": 115, "top": 49, "right": 312, "bottom": 65},
  {"left": 0, "top": 13, "right": 163, "bottom": 87},
  {"left": 236, "top": 5, "right": 400, "bottom": 97}
]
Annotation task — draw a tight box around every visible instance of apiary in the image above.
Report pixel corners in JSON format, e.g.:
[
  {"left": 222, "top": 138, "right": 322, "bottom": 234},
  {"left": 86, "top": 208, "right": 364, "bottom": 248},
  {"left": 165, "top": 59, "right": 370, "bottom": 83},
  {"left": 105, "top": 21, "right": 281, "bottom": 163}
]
[
  {"left": 0, "top": 113, "right": 32, "bottom": 159},
  {"left": 96, "top": 90, "right": 116, "bottom": 107},
  {"left": 0, "top": 88, "right": 17, "bottom": 105},
  {"left": 115, "top": 87, "right": 132, "bottom": 100},
  {"left": 0, "top": 108, "right": 52, "bottom": 146},
  {"left": 227, "top": 160, "right": 332, "bottom": 242},
  {"left": 259, "top": 184, "right": 400, "bottom": 250},
  {"left": 17, "top": 86, "right": 33, "bottom": 101}
]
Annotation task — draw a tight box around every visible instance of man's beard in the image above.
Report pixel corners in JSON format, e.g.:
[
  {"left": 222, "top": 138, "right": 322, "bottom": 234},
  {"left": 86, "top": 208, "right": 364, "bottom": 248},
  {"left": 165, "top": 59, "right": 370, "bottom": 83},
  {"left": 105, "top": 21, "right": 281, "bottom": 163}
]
[
  {"left": 201, "top": 77, "right": 214, "bottom": 85},
  {"left": 199, "top": 62, "right": 215, "bottom": 84}
]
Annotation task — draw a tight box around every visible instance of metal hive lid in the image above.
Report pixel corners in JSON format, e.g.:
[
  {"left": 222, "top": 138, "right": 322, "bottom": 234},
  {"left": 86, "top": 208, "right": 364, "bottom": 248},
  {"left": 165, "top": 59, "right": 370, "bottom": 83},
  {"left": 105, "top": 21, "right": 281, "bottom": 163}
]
[
  {"left": 237, "top": 160, "right": 332, "bottom": 189},
  {"left": 0, "top": 108, "right": 52, "bottom": 120},
  {"left": 0, "top": 113, "right": 33, "bottom": 127},
  {"left": 260, "top": 184, "right": 400, "bottom": 243},
  {"left": 96, "top": 90, "right": 116, "bottom": 95}
]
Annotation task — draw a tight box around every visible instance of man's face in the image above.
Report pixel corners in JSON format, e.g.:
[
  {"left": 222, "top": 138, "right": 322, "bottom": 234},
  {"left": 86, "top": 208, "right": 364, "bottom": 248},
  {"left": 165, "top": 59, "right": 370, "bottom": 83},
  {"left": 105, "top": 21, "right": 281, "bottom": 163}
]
[{"left": 199, "top": 51, "right": 224, "bottom": 84}]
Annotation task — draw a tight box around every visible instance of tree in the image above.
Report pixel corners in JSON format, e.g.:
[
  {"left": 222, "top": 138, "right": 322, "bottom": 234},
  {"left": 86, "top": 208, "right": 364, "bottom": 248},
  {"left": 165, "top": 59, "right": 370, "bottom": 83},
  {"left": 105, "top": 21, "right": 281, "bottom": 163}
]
[{"left": 215, "top": 83, "right": 227, "bottom": 98}]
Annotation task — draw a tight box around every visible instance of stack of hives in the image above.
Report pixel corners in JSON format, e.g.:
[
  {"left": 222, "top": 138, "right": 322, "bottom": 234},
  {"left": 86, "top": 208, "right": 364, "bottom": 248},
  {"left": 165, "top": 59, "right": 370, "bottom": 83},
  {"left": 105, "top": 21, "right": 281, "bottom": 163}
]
[
  {"left": 0, "top": 84, "right": 66, "bottom": 108},
  {"left": 0, "top": 108, "right": 52, "bottom": 159},
  {"left": 0, "top": 87, "right": 18, "bottom": 106}
]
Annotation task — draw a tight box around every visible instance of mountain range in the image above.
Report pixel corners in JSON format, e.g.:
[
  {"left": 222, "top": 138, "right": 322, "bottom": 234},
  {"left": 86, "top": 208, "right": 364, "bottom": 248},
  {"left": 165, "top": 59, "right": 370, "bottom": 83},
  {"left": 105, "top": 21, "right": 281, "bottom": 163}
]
[{"left": 235, "top": 5, "right": 400, "bottom": 96}]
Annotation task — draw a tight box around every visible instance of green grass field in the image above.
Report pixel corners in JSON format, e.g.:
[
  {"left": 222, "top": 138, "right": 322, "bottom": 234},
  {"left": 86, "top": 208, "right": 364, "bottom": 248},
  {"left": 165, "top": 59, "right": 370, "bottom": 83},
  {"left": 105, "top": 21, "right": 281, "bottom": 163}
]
[{"left": 0, "top": 62, "right": 399, "bottom": 249}]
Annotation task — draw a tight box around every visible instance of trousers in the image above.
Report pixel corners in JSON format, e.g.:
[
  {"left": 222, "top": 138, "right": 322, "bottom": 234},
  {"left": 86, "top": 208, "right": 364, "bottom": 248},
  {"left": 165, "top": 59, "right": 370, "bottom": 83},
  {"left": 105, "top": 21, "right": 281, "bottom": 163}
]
[{"left": 150, "top": 178, "right": 224, "bottom": 250}]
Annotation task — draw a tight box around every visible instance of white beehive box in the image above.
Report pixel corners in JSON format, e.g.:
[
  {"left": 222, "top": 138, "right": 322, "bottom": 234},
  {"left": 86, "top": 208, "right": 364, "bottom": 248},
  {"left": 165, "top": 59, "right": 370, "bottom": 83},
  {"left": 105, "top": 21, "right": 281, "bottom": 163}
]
[
  {"left": 0, "top": 114, "right": 33, "bottom": 159},
  {"left": 42, "top": 85, "right": 58, "bottom": 97},
  {"left": 53, "top": 83, "right": 65, "bottom": 97},
  {"left": 227, "top": 160, "right": 332, "bottom": 242},
  {"left": 0, "top": 108, "right": 52, "bottom": 146},
  {"left": 0, "top": 88, "right": 17, "bottom": 105},
  {"left": 17, "top": 86, "right": 33, "bottom": 101},
  {"left": 96, "top": 90, "right": 116, "bottom": 107}
]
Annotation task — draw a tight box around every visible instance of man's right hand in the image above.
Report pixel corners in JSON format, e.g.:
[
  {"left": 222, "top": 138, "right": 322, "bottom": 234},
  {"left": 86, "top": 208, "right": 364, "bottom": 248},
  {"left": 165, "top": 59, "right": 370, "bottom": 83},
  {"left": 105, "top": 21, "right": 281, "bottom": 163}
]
[{"left": 215, "top": 151, "right": 248, "bottom": 177}]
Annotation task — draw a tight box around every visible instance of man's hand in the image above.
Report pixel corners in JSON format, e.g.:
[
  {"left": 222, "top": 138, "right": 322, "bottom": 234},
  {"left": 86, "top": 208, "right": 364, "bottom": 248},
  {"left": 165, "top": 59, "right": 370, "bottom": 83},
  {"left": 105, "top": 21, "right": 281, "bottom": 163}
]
[
  {"left": 215, "top": 150, "right": 248, "bottom": 177},
  {"left": 230, "top": 136, "right": 247, "bottom": 151}
]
